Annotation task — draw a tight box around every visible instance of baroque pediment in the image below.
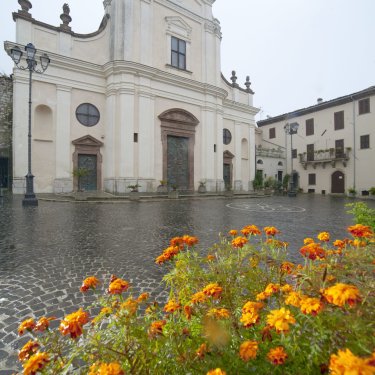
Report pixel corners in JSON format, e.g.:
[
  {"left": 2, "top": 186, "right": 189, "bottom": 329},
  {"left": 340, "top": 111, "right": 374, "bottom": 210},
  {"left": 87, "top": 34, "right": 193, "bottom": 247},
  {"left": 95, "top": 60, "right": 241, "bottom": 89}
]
[
  {"left": 72, "top": 135, "right": 103, "bottom": 147},
  {"left": 159, "top": 109, "right": 199, "bottom": 126},
  {"left": 165, "top": 16, "right": 192, "bottom": 40}
]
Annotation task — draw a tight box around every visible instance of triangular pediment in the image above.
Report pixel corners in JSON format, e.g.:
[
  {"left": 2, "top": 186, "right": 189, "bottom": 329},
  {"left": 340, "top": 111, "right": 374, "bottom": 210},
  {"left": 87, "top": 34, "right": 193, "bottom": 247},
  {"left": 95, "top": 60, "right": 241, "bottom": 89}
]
[
  {"left": 159, "top": 109, "right": 199, "bottom": 126},
  {"left": 165, "top": 16, "right": 192, "bottom": 40},
  {"left": 72, "top": 135, "right": 103, "bottom": 147},
  {"left": 223, "top": 150, "right": 235, "bottom": 159}
]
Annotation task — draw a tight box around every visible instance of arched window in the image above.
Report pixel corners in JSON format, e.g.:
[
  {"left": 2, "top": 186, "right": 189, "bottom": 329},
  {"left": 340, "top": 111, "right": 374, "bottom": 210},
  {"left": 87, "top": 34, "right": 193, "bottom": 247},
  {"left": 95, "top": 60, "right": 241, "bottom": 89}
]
[
  {"left": 257, "top": 159, "right": 263, "bottom": 164},
  {"left": 278, "top": 161, "right": 283, "bottom": 166}
]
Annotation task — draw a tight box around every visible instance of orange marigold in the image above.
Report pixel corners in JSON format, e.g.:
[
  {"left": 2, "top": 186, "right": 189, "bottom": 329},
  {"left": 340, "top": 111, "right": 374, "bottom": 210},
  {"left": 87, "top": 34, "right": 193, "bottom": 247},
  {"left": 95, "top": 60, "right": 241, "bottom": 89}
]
[
  {"left": 264, "top": 226, "right": 280, "bottom": 236},
  {"left": 191, "top": 291, "right": 208, "bottom": 304},
  {"left": 240, "top": 301, "right": 263, "bottom": 327},
  {"left": 280, "top": 284, "right": 293, "bottom": 293},
  {"left": 120, "top": 298, "right": 139, "bottom": 315},
  {"left": 267, "top": 346, "right": 288, "bottom": 365},
  {"left": 155, "top": 245, "right": 180, "bottom": 264},
  {"left": 241, "top": 225, "right": 261, "bottom": 236},
  {"left": 266, "top": 238, "right": 288, "bottom": 248},
  {"left": 239, "top": 340, "right": 258, "bottom": 361},
  {"left": 300, "top": 297, "right": 324, "bottom": 316},
  {"left": 34, "top": 317, "right": 55, "bottom": 332},
  {"left": 22, "top": 352, "right": 49, "bottom": 375},
  {"left": 18, "top": 340, "right": 40, "bottom": 362},
  {"left": 207, "top": 369, "right": 227, "bottom": 375},
  {"left": 107, "top": 278, "right": 130, "bottom": 294},
  {"left": 184, "top": 305, "right": 192, "bottom": 320},
  {"left": 164, "top": 299, "right": 181, "bottom": 313},
  {"left": 88, "top": 362, "right": 124, "bottom": 375},
  {"left": 322, "top": 283, "right": 361, "bottom": 307},
  {"left": 182, "top": 235, "right": 199, "bottom": 246},
  {"left": 264, "top": 283, "right": 280, "bottom": 295},
  {"left": 206, "top": 254, "right": 215, "bottom": 261},
  {"left": 202, "top": 283, "right": 223, "bottom": 299},
  {"left": 284, "top": 291, "right": 306, "bottom": 308},
  {"left": 300, "top": 242, "right": 326, "bottom": 260},
  {"left": 148, "top": 320, "right": 166, "bottom": 338},
  {"left": 196, "top": 343, "right": 209, "bottom": 359},
  {"left": 169, "top": 236, "right": 184, "bottom": 247},
  {"left": 242, "top": 301, "right": 264, "bottom": 314},
  {"left": 317, "top": 231, "right": 330, "bottom": 242},
  {"left": 59, "top": 308, "right": 89, "bottom": 339},
  {"left": 347, "top": 224, "right": 373, "bottom": 238},
  {"left": 228, "top": 229, "right": 238, "bottom": 236},
  {"left": 266, "top": 308, "right": 296, "bottom": 333},
  {"left": 207, "top": 308, "right": 230, "bottom": 319},
  {"left": 231, "top": 236, "right": 248, "bottom": 248},
  {"left": 333, "top": 239, "right": 345, "bottom": 248},
  {"left": 137, "top": 292, "right": 149, "bottom": 302},
  {"left": 80, "top": 276, "right": 100, "bottom": 292},
  {"left": 18, "top": 318, "right": 36, "bottom": 335},
  {"left": 329, "top": 348, "right": 375, "bottom": 375}
]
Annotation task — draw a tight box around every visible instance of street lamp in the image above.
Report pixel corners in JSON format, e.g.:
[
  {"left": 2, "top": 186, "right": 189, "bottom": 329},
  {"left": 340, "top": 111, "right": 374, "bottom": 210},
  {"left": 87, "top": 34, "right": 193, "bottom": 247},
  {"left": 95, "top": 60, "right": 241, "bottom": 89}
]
[
  {"left": 9, "top": 43, "right": 50, "bottom": 206},
  {"left": 284, "top": 122, "right": 299, "bottom": 197}
]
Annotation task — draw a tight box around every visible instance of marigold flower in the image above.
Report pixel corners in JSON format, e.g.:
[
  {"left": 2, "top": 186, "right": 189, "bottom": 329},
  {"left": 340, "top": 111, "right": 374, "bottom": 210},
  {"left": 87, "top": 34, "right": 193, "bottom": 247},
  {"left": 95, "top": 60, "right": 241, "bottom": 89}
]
[
  {"left": 107, "top": 278, "right": 130, "bottom": 294},
  {"left": 280, "top": 284, "right": 293, "bottom": 293},
  {"left": 184, "top": 305, "right": 192, "bottom": 320},
  {"left": 322, "top": 283, "right": 361, "bottom": 307},
  {"left": 317, "top": 231, "right": 330, "bottom": 242},
  {"left": 329, "top": 348, "right": 375, "bottom": 375},
  {"left": 241, "top": 225, "right": 261, "bottom": 236},
  {"left": 264, "top": 226, "right": 280, "bottom": 236},
  {"left": 88, "top": 362, "right": 124, "bottom": 375},
  {"left": 196, "top": 343, "right": 208, "bottom": 359},
  {"left": 207, "top": 369, "right": 226, "bottom": 375},
  {"left": 264, "top": 283, "right": 280, "bottom": 295},
  {"left": 148, "top": 320, "right": 166, "bottom": 338},
  {"left": 18, "top": 340, "right": 40, "bottom": 362},
  {"left": 353, "top": 239, "right": 367, "bottom": 248},
  {"left": 333, "top": 239, "right": 345, "bottom": 248},
  {"left": 266, "top": 238, "right": 288, "bottom": 248},
  {"left": 34, "top": 317, "right": 55, "bottom": 332},
  {"left": 191, "top": 291, "right": 208, "bottom": 304},
  {"left": 59, "top": 308, "right": 89, "bottom": 339},
  {"left": 228, "top": 229, "right": 238, "bottom": 236},
  {"left": 206, "top": 254, "right": 215, "bottom": 261},
  {"left": 256, "top": 292, "right": 268, "bottom": 301},
  {"left": 207, "top": 308, "right": 230, "bottom": 319},
  {"left": 267, "top": 308, "right": 296, "bottom": 333},
  {"left": 267, "top": 346, "right": 288, "bottom": 365},
  {"left": 304, "top": 237, "right": 315, "bottom": 245},
  {"left": 22, "top": 352, "right": 49, "bottom": 375},
  {"left": 137, "top": 292, "right": 149, "bottom": 302},
  {"left": 242, "top": 301, "right": 264, "bottom": 314},
  {"left": 182, "top": 235, "right": 199, "bottom": 246},
  {"left": 300, "top": 242, "right": 326, "bottom": 260},
  {"left": 239, "top": 340, "right": 258, "bottom": 361},
  {"left": 300, "top": 297, "right": 324, "bottom": 315},
  {"left": 80, "top": 276, "right": 100, "bottom": 292},
  {"left": 18, "top": 318, "right": 36, "bottom": 335},
  {"left": 347, "top": 224, "right": 373, "bottom": 238},
  {"left": 164, "top": 299, "right": 181, "bottom": 313},
  {"left": 121, "top": 298, "right": 139, "bottom": 315},
  {"left": 284, "top": 291, "right": 306, "bottom": 308},
  {"left": 231, "top": 236, "right": 248, "bottom": 248},
  {"left": 155, "top": 245, "right": 180, "bottom": 264},
  {"left": 202, "top": 283, "right": 223, "bottom": 299},
  {"left": 169, "top": 236, "right": 184, "bottom": 247},
  {"left": 240, "top": 302, "right": 263, "bottom": 328}
]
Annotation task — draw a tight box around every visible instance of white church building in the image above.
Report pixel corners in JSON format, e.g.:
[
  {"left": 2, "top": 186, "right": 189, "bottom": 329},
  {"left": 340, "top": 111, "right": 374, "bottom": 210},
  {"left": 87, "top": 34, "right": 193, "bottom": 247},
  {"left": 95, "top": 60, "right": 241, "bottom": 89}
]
[{"left": 5, "top": 0, "right": 259, "bottom": 194}]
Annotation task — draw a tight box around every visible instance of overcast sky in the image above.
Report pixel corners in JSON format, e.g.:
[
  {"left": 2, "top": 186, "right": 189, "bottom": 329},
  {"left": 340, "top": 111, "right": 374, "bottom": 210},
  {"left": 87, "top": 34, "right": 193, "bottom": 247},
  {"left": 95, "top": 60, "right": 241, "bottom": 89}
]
[{"left": 1, "top": 0, "right": 374, "bottom": 120}]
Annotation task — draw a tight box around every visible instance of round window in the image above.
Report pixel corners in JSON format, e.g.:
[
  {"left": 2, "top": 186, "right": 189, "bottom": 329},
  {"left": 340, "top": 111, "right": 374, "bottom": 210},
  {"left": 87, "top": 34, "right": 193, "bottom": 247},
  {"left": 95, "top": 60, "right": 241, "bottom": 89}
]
[
  {"left": 223, "top": 128, "right": 232, "bottom": 145},
  {"left": 76, "top": 103, "right": 100, "bottom": 127}
]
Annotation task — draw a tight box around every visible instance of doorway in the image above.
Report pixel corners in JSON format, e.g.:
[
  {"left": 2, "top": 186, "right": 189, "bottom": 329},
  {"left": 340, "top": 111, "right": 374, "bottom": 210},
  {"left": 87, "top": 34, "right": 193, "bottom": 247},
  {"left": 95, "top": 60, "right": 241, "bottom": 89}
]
[
  {"left": 331, "top": 171, "right": 345, "bottom": 193},
  {"left": 167, "top": 136, "right": 189, "bottom": 191},
  {"left": 78, "top": 154, "right": 97, "bottom": 191}
]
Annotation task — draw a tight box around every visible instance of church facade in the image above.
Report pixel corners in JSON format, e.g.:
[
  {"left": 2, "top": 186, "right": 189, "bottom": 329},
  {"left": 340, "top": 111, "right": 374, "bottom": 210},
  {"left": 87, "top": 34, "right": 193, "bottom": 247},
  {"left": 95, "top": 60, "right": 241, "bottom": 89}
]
[{"left": 5, "top": 0, "right": 258, "bottom": 194}]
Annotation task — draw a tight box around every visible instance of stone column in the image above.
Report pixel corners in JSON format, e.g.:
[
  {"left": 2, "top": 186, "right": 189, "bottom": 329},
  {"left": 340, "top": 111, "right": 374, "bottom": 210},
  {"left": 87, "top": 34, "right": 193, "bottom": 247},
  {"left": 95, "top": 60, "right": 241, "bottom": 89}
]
[
  {"left": 248, "top": 126, "right": 256, "bottom": 190},
  {"left": 201, "top": 108, "right": 215, "bottom": 190},
  {"left": 234, "top": 121, "right": 242, "bottom": 191},
  {"left": 215, "top": 111, "right": 224, "bottom": 192}
]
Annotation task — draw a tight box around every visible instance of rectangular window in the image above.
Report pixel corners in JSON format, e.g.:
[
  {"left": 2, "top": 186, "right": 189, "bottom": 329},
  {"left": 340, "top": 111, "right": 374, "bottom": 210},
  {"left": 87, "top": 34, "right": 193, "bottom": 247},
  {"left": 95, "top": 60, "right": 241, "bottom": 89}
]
[
  {"left": 269, "top": 127, "right": 275, "bottom": 139},
  {"left": 308, "top": 173, "right": 316, "bottom": 185},
  {"left": 171, "top": 36, "right": 186, "bottom": 70},
  {"left": 291, "top": 149, "right": 297, "bottom": 159},
  {"left": 133, "top": 133, "right": 138, "bottom": 143},
  {"left": 360, "top": 135, "right": 370, "bottom": 149},
  {"left": 306, "top": 144, "right": 314, "bottom": 161},
  {"left": 334, "top": 111, "right": 344, "bottom": 130},
  {"left": 214, "top": 144, "right": 217, "bottom": 152},
  {"left": 306, "top": 118, "right": 314, "bottom": 136},
  {"left": 335, "top": 139, "right": 344, "bottom": 157},
  {"left": 359, "top": 98, "right": 370, "bottom": 115}
]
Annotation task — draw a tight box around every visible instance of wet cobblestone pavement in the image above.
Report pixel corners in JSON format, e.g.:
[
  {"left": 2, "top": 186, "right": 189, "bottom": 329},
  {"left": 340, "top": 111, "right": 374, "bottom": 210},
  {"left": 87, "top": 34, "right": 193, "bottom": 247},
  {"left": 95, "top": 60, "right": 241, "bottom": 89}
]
[{"left": 0, "top": 194, "right": 373, "bottom": 373}]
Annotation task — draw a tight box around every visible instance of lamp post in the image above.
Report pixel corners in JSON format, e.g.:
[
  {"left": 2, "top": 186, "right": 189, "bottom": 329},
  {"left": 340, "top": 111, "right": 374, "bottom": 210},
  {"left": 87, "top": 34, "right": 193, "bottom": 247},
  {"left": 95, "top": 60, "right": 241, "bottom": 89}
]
[
  {"left": 284, "top": 122, "right": 299, "bottom": 197},
  {"left": 9, "top": 43, "right": 50, "bottom": 206}
]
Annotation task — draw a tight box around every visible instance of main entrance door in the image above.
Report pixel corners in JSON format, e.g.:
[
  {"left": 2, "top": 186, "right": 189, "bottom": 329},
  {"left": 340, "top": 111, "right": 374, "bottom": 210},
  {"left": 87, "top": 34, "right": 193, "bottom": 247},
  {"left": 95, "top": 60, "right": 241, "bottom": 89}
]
[
  {"left": 167, "top": 136, "right": 189, "bottom": 191},
  {"left": 78, "top": 154, "right": 97, "bottom": 191},
  {"left": 331, "top": 171, "right": 345, "bottom": 193},
  {"left": 223, "top": 164, "right": 231, "bottom": 189}
]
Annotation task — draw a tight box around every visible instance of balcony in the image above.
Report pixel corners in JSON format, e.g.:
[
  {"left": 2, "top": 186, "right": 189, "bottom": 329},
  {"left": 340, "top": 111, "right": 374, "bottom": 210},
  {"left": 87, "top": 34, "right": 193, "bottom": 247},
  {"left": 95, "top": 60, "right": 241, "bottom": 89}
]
[
  {"left": 299, "top": 148, "right": 351, "bottom": 169},
  {"left": 256, "top": 146, "right": 285, "bottom": 159}
]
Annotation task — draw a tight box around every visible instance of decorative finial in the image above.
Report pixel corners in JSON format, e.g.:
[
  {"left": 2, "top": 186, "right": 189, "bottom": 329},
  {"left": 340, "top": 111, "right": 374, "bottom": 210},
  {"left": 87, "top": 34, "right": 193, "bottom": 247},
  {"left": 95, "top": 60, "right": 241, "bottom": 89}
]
[
  {"left": 18, "top": 0, "right": 32, "bottom": 14},
  {"left": 60, "top": 3, "right": 72, "bottom": 31},
  {"left": 244, "top": 76, "right": 254, "bottom": 93},
  {"left": 230, "top": 70, "right": 238, "bottom": 87}
]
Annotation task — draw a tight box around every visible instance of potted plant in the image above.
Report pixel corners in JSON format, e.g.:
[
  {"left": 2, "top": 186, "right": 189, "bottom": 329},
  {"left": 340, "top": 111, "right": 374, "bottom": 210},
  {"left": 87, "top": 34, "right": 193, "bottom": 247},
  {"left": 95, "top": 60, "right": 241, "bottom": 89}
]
[
  {"left": 198, "top": 180, "right": 206, "bottom": 193},
  {"left": 348, "top": 187, "right": 357, "bottom": 197},
  {"left": 168, "top": 183, "right": 179, "bottom": 199},
  {"left": 157, "top": 180, "right": 168, "bottom": 193},
  {"left": 72, "top": 167, "right": 89, "bottom": 192},
  {"left": 127, "top": 184, "right": 140, "bottom": 192}
]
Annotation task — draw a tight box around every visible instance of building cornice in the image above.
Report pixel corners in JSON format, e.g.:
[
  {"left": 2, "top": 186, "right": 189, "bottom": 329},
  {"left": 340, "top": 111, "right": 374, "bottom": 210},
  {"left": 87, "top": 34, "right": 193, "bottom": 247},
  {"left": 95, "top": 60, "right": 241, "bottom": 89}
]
[{"left": 257, "top": 85, "right": 375, "bottom": 127}]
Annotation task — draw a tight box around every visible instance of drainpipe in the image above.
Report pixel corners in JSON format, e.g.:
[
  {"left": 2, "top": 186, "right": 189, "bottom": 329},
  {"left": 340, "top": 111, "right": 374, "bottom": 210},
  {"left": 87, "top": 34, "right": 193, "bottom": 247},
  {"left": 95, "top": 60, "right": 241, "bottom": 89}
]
[{"left": 350, "top": 95, "right": 356, "bottom": 190}]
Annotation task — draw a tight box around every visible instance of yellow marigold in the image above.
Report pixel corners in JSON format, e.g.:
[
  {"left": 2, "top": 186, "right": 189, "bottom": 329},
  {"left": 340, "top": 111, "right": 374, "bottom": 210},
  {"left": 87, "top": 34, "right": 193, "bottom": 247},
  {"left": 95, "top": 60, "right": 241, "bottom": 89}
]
[
  {"left": 59, "top": 308, "right": 89, "bottom": 339},
  {"left": 228, "top": 229, "right": 238, "bottom": 236},
  {"left": 280, "top": 262, "right": 295, "bottom": 274},
  {"left": 182, "top": 235, "right": 199, "bottom": 246},
  {"left": 202, "top": 283, "right": 223, "bottom": 299},
  {"left": 80, "top": 276, "right": 100, "bottom": 292},
  {"left": 266, "top": 308, "right": 296, "bottom": 333},
  {"left": 264, "top": 283, "right": 280, "bottom": 295},
  {"left": 304, "top": 237, "right": 315, "bottom": 245},
  {"left": 191, "top": 291, "right": 208, "bottom": 304},
  {"left": 239, "top": 341, "right": 258, "bottom": 361},
  {"left": 18, "top": 318, "right": 36, "bottom": 336},
  {"left": 107, "top": 277, "right": 130, "bottom": 294},
  {"left": 164, "top": 299, "right": 181, "bottom": 313},
  {"left": 88, "top": 362, "right": 124, "bottom": 375},
  {"left": 267, "top": 346, "right": 288, "bottom": 365},
  {"left": 196, "top": 343, "right": 208, "bottom": 359},
  {"left": 322, "top": 283, "right": 361, "bottom": 307},
  {"left": 280, "top": 284, "right": 293, "bottom": 293},
  {"left": 347, "top": 224, "right": 373, "bottom": 238},
  {"left": 231, "top": 236, "right": 248, "bottom": 248},
  {"left": 207, "top": 369, "right": 227, "bottom": 375},
  {"left": 240, "top": 310, "right": 260, "bottom": 328},
  {"left": 34, "top": 317, "right": 55, "bottom": 332},
  {"left": 317, "top": 231, "right": 330, "bottom": 242},
  {"left": 18, "top": 340, "right": 40, "bottom": 362},
  {"left": 264, "top": 226, "right": 280, "bottom": 236},
  {"left": 353, "top": 239, "right": 367, "bottom": 248},
  {"left": 121, "top": 298, "right": 139, "bottom": 315},
  {"left": 329, "top": 348, "right": 375, "bottom": 375},
  {"left": 148, "top": 320, "right": 166, "bottom": 338},
  {"left": 333, "top": 239, "right": 345, "bottom": 248},
  {"left": 207, "top": 308, "right": 230, "bottom": 319},
  {"left": 137, "top": 292, "right": 149, "bottom": 302},
  {"left": 300, "top": 242, "right": 326, "bottom": 260},
  {"left": 284, "top": 291, "right": 306, "bottom": 308},
  {"left": 22, "top": 352, "right": 49, "bottom": 375},
  {"left": 241, "top": 225, "right": 261, "bottom": 236},
  {"left": 300, "top": 297, "right": 324, "bottom": 316},
  {"left": 256, "top": 291, "right": 269, "bottom": 301},
  {"left": 242, "top": 301, "right": 264, "bottom": 314}
]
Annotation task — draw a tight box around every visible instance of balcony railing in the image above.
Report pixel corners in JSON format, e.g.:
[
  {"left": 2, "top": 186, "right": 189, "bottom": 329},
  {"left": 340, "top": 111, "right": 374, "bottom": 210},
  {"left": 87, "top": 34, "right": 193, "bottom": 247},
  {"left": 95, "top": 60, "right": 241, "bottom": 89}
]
[
  {"left": 299, "top": 148, "right": 351, "bottom": 169},
  {"left": 256, "top": 146, "right": 285, "bottom": 159}
]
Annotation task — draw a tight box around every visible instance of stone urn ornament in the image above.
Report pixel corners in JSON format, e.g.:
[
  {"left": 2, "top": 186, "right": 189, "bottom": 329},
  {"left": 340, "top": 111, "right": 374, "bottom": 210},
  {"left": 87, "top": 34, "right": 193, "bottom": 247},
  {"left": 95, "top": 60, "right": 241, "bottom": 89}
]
[{"left": 18, "top": 0, "right": 32, "bottom": 13}]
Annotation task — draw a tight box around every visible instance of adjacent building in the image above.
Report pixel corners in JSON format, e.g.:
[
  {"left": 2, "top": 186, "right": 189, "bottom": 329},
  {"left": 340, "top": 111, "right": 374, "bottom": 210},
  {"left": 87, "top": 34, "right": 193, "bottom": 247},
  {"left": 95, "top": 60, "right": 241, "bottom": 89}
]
[
  {"left": 4, "top": 0, "right": 259, "bottom": 194},
  {"left": 257, "top": 86, "right": 375, "bottom": 195}
]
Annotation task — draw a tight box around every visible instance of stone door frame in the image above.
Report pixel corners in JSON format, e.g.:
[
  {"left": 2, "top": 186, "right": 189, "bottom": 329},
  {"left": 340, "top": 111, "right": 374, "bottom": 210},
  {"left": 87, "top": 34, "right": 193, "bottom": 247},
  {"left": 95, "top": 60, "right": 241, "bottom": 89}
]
[
  {"left": 72, "top": 135, "right": 103, "bottom": 191},
  {"left": 223, "top": 150, "right": 234, "bottom": 189},
  {"left": 331, "top": 170, "right": 345, "bottom": 194},
  {"left": 158, "top": 109, "right": 199, "bottom": 191}
]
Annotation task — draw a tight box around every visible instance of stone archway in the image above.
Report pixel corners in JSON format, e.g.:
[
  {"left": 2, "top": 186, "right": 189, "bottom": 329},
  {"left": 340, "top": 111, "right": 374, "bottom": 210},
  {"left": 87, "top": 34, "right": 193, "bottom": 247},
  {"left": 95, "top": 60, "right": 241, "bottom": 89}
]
[
  {"left": 158, "top": 109, "right": 199, "bottom": 191},
  {"left": 331, "top": 171, "right": 345, "bottom": 193},
  {"left": 72, "top": 135, "right": 103, "bottom": 191}
]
